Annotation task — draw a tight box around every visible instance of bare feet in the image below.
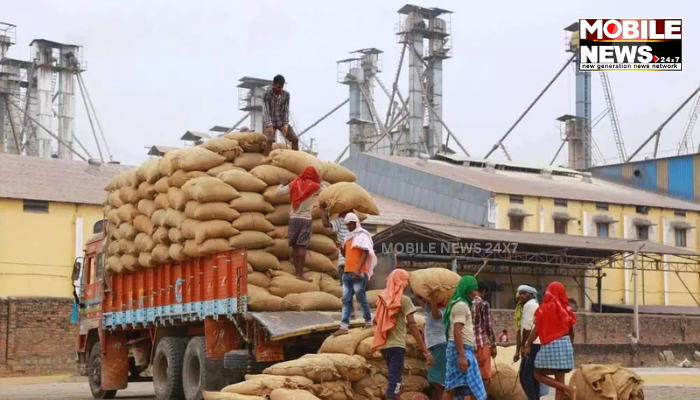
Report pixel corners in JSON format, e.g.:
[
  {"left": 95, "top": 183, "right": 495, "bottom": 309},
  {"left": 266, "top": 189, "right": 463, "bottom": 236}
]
[{"left": 332, "top": 329, "right": 349, "bottom": 337}]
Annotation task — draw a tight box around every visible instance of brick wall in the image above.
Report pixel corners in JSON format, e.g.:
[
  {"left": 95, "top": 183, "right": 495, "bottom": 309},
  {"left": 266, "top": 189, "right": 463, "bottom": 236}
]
[{"left": 0, "top": 297, "right": 78, "bottom": 376}]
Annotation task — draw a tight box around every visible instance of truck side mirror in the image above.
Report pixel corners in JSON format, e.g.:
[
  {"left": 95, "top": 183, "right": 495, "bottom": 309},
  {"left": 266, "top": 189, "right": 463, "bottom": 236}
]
[{"left": 72, "top": 259, "right": 82, "bottom": 282}]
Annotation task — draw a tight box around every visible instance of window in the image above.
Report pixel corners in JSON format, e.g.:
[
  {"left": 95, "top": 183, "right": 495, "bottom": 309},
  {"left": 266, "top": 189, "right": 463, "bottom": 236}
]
[
  {"left": 636, "top": 225, "right": 649, "bottom": 240},
  {"left": 554, "top": 198, "right": 568, "bottom": 207},
  {"left": 509, "top": 216, "right": 524, "bottom": 231},
  {"left": 674, "top": 210, "right": 687, "bottom": 217},
  {"left": 509, "top": 195, "right": 524, "bottom": 204},
  {"left": 23, "top": 199, "right": 49, "bottom": 213},
  {"left": 554, "top": 219, "right": 567, "bottom": 234},
  {"left": 675, "top": 228, "right": 687, "bottom": 247},
  {"left": 596, "top": 203, "right": 609, "bottom": 211},
  {"left": 596, "top": 222, "right": 609, "bottom": 238},
  {"left": 636, "top": 205, "right": 649, "bottom": 214}
]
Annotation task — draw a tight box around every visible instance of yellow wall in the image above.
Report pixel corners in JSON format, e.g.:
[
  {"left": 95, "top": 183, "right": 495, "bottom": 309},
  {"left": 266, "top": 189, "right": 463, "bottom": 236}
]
[
  {"left": 493, "top": 193, "right": 700, "bottom": 308},
  {"left": 0, "top": 199, "right": 104, "bottom": 298}
]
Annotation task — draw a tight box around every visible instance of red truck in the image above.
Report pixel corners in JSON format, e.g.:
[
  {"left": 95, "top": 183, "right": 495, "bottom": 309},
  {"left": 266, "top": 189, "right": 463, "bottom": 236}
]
[{"left": 74, "top": 222, "right": 354, "bottom": 400}]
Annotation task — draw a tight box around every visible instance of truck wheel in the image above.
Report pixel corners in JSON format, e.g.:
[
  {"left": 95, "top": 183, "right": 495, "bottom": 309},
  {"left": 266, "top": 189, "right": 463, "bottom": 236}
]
[
  {"left": 153, "top": 337, "right": 186, "bottom": 400},
  {"left": 88, "top": 342, "right": 117, "bottom": 399},
  {"left": 182, "top": 336, "right": 206, "bottom": 400}
]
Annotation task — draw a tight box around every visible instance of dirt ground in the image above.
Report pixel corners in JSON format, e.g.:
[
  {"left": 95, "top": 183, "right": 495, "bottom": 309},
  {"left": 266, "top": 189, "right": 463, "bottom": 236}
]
[{"left": 0, "top": 380, "right": 698, "bottom": 400}]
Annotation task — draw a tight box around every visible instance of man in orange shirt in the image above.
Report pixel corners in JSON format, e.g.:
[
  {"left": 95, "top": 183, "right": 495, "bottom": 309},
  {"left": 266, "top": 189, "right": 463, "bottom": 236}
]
[{"left": 333, "top": 213, "right": 377, "bottom": 336}]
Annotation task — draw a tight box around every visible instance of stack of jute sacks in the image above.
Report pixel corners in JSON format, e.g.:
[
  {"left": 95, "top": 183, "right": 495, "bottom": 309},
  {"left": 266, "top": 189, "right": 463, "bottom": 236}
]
[{"left": 102, "top": 132, "right": 380, "bottom": 312}]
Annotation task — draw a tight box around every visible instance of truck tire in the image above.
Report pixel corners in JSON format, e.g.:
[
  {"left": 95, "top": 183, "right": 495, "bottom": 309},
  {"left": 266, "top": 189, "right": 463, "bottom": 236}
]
[
  {"left": 223, "top": 350, "right": 249, "bottom": 373},
  {"left": 88, "top": 342, "right": 117, "bottom": 399},
  {"left": 182, "top": 336, "right": 206, "bottom": 400},
  {"left": 153, "top": 337, "right": 186, "bottom": 400}
]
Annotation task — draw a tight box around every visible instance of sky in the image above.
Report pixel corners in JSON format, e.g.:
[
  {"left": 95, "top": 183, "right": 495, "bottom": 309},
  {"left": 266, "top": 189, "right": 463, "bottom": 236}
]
[{"left": 2, "top": 0, "right": 698, "bottom": 167}]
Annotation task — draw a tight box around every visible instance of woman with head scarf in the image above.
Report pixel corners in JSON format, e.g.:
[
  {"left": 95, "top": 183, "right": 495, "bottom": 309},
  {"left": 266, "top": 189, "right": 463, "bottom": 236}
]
[
  {"left": 332, "top": 212, "right": 377, "bottom": 335},
  {"left": 442, "top": 275, "right": 487, "bottom": 400},
  {"left": 275, "top": 165, "right": 323, "bottom": 281},
  {"left": 415, "top": 293, "right": 447, "bottom": 400},
  {"left": 522, "top": 282, "right": 578, "bottom": 400},
  {"left": 372, "top": 269, "right": 434, "bottom": 400}
]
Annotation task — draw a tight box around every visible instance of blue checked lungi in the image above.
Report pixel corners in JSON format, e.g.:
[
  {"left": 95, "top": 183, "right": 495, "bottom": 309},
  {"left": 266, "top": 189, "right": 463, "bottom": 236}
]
[
  {"left": 534, "top": 335, "right": 574, "bottom": 371},
  {"left": 444, "top": 341, "right": 487, "bottom": 400}
]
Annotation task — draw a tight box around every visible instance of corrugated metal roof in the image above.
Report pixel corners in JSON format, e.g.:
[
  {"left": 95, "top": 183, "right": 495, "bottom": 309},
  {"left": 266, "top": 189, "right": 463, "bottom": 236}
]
[
  {"left": 365, "top": 194, "right": 470, "bottom": 227},
  {"left": 367, "top": 154, "right": 700, "bottom": 211},
  {"left": 0, "top": 153, "right": 132, "bottom": 205}
]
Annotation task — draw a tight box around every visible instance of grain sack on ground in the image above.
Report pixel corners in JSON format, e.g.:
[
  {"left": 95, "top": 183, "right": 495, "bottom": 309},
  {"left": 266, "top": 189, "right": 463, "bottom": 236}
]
[
  {"left": 169, "top": 170, "right": 210, "bottom": 188},
  {"left": 155, "top": 177, "right": 170, "bottom": 193},
  {"left": 248, "top": 271, "right": 271, "bottom": 288},
  {"left": 234, "top": 152, "right": 266, "bottom": 171},
  {"left": 272, "top": 142, "right": 292, "bottom": 150},
  {"left": 355, "top": 337, "right": 382, "bottom": 360},
  {"left": 154, "top": 193, "right": 169, "bottom": 210},
  {"left": 270, "top": 389, "right": 320, "bottom": 400},
  {"left": 409, "top": 268, "right": 461, "bottom": 304},
  {"left": 165, "top": 209, "right": 187, "bottom": 228},
  {"left": 308, "top": 234, "right": 338, "bottom": 256},
  {"left": 285, "top": 292, "right": 342, "bottom": 311},
  {"left": 268, "top": 225, "right": 288, "bottom": 239},
  {"left": 302, "top": 354, "right": 368, "bottom": 382},
  {"left": 404, "top": 358, "right": 427, "bottom": 377},
  {"left": 173, "top": 146, "right": 226, "bottom": 172},
  {"left": 218, "top": 170, "right": 267, "bottom": 193},
  {"left": 263, "top": 357, "right": 340, "bottom": 383},
  {"left": 352, "top": 374, "right": 387, "bottom": 399},
  {"left": 136, "top": 158, "right": 161, "bottom": 184},
  {"left": 107, "top": 256, "right": 123, "bottom": 273},
  {"left": 568, "top": 364, "right": 644, "bottom": 400},
  {"left": 203, "top": 391, "right": 265, "bottom": 400},
  {"left": 319, "top": 275, "right": 342, "bottom": 298},
  {"left": 263, "top": 185, "right": 291, "bottom": 205},
  {"left": 222, "top": 374, "right": 309, "bottom": 397},
  {"left": 118, "top": 222, "right": 138, "bottom": 241},
  {"left": 312, "top": 219, "right": 334, "bottom": 236},
  {"left": 133, "top": 215, "right": 155, "bottom": 235},
  {"left": 119, "top": 186, "right": 140, "bottom": 204},
  {"left": 135, "top": 233, "right": 156, "bottom": 253},
  {"left": 315, "top": 182, "right": 380, "bottom": 216},
  {"left": 353, "top": 289, "right": 382, "bottom": 311},
  {"left": 313, "top": 380, "right": 354, "bottom": 400},
  {"left": 263, "top": 149, "right": 325, "bottom": 176},
  {"left": 117, "top": 204, "right": 139, "bottom": 224},
  {"left": 233, "top": 212, "right": 275, "bottom": 232},
  {"left": 158, "top": 150, "right": 181, "bottom": 177},
  {"left": 194, "top": 220, "right": 239, "bottom": 244},
  {"left": 321, "top": 162, "right": 357, "bottom": 184},
  {"left": 402, "top": 392, "right": 430, "bottom": 400},
  {"left": 200, "top": 137, "right": 243, "bottom": 161},
  {"left": 183, "top": 177, "right": 242, "bottom": 203},
  {"left": 246, "top": 250, "right": 282, "bottom": 272},
  {"left": 138, "top": 252, "right": 153, "bottom": 268},
  {"left": 250, "top": 165, "right": 298, "bottom": 186},
  {"left": 151, "top": 209, "right": 167, "bottom": 227},
  {"left": 320, "top": 328, "right": 374, "bottom": 355},
  {"left": 151, "top": 244, "right": 170, "bottom": 263},
  {"left": 266, "top": 205, "right": 291, "bottom": 225},
  {"left": 137, "top": 182, "right": 156, "bottom": 200},
  {"left": 229, "top": 231, "right": 273, "bottom": 250},
  {"left": 268, "top": 271, "right": 320, "bottom": 297},
  {"left": 167, "top": 187, "right": 188, "bottom": 210},
  {"left": 305, "top": 250, "right": 336, "bottom": 274},
  {"left": 366, "top": 360, "right": 387, "bottom": 377},
  {"left": 244, "top": 374, "right": 314, "bottom": 387},
  {"left": 485, "top": 362, "right": 527, "bottom": 400},
  {"left": 278, "top": 260, "right": 296, "bottom": 275},
  {"left": 266, "top": 238, "right": 290, "bottom": 260},
  {"left": 230, "top": 192, "right": 274, "bottom": 213},
  {"left": 207, "top": 163, "right": 244, "bottom": 177},
  {"left": 169, "top": 243, "right": 186, "bottom": 262},
  {"left": 169, "top": 228, "right": 186, "bottom": 244},
  {"left": 401, "top": 375, "right": 429, "bottom": 393},
  {"left": 120, "top": 254, "right": 139, "bottom": 271},
  {"left": 185, "top": 201, "right": 240, "bottom": 221},
  {"left": 224, "top": 132, "right": 267, "bottom": 153},
  {"left": 137, "top": 199, "right": 156, "bottom": 217}
]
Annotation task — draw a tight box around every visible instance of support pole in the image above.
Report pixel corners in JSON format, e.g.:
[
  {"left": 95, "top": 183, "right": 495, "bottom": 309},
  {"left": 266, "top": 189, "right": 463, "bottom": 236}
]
[
  {"left": 76, "top": 74, "right": 104, "bottom": 162},
  {"left": 297, "top": 99, "right": 349, "bottom": 138},
  {"left": 549, "top": 139, "right": 567, "bottom": 165},
  {"left": 77, "top": 73, "right": 113, "bottom": 161},
  {"left": 484, "top": 54, "right": 576, "bottom": 159},
  {"left": 675, "top": 271, "right": 700, "bottom": 307},
  {"left": 596, "top": 272, "right": 603, "bottom": 313},
  {"left": 4, "top": 95, "right": 21, "bottom": 153},
  {"left": 333, "top": 144, "right": 350, "bottom": 164},
  {"left": 632, "top": 242, "right": 644, "bottom": 340},
  {"left": 225, "top": 112, "right": 251, "bottom": 134},
  {"left": 385, "top": 40, "right": 407, "bottom": 125}
]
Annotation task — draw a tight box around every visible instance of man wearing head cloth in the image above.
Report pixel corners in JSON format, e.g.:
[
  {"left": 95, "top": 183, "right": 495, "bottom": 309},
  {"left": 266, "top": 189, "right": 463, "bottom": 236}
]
[{"left": 515, "top": 284, "right": 549, "bottom": 400}]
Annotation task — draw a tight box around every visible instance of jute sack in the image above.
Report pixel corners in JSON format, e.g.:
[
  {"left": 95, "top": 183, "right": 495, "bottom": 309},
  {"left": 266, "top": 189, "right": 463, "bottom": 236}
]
[
  {"left": 112, "top": 168, "right": 139, "bottom": 189},
  {"left": 151, "top": 209, "right": 168, "bottom": 227},
  {"left": 108, "top": 240, "right": 122, "bottom": 256},
  {"left": 402, "top": 392, "right": 430, "bottom": 400},
  {"left": 183, "top": 240, "right": 200, "bottom": 258},
  {"left": 136, "top": 158, "right": 161, "bottom": 184},
  {"left": 265, "top": 205, "right": 291, "bottom": 225},
  {"left": 120, "top": 254, "right": 139, "bottom": 272},
  {"left": 267, "top": 225, "right": 288, "bottom": 239},
  {"left": 207, "top": 163, "right": 245, "bottom": 177},
  {"left": 270, "top": 389, "right": 321, "bottom": 400},
  {"left": 404, "top": 358, "right": 428, "bottom": 377},
  {"left": 320, "top": 328, "right": 374, "bottom": 356},
  {"left": 180, "top": 219, "right": 199, "bottom": 239},
  {"left": 158, "top": 149, "right": 181, "bottom": 177},
  {"left": 233, "top": 152, "right": 266, "bottom": 171},
  {"left": 169, "top": 243, "right": 187, "bottom": 262},
  {"left": 278, "top": 261, "right": 297, "bottom": 275},
  {"left": 153, "top": 227, "right": 170, "bottom": 245},
  {"left": 133, "top": 215, "right": 155, "bottom": 235},
  {"left": 244, "top": 374, "right": 314, "bottom": 387},
  {"left": 106, "top": 256, "right": 123, "bottom": 274},
  {"left": 305, "top": 251, "right": 336, "bottom": 274},
  {"left": 169, "top": 228, "right": 186, "bottom": 244},
  {"left": 319, "top": 275, "right": 342, "bottom": 298},
  {"left": 137, "top": 182, "right": 156, "bottom": 200},
  {"left": 263, "top": 149, "right": 325, "bottom": 176},
  {"left": 117, "top": 204, "right": 139, "bottom": 224},
  {"left": 203, "top": 391, "right": 264, "bottom": 400},
  {"left": 167, "top": 187, "right": 188, "bottom": 210},
  {"left": 264, "top": 186, "right": 290, "bottom": 205},
  {"left": 233, "top": 212, "right": 275, "bottom": 232},
  {"left": 321, "top": 162, "right": 357, "bottom": 184},
  {"left": 285, "top": 292, "right": 342, "bottom": 311},
  {"left": 217, "top": 170, "right": 267, "bottom": 193},
  {"left": 154, "top": 176, "right": 170, "bottom": 194},
  {"left": 108, "top": 190, "right": 124, "bottom": 208},
  {"left": 118, "top": 223, "right": 138, "bottom": 241},
  {"left": 409, "top": 268, "right": 461, "bottom": 304},
  {"left": 401, "top": 375, "right": 429, "bottom": 393},
  {"left": 185, "top": 238, "right": 226, "bottom": 258},
  {"left": 263, "top": 357, "right": 340, "bottom": 383},
  {"left": 352, "top": 290, "right": 382, "bottom": 311},
  {"left": 154, "top": 193, "right": 169, "bottom": 210},
  {"left": 248, "top": 271, "right": 271, "bottom": 288},
  {"left": 169, "top": 170, "right": 210, "bottom": 189},
  {"left": 229, "top": 231, "right": 273, "bottom": 250},
  {"left": 119, "top": 186, "right": 140, "bottom": 204},
  {"left": 266, "top": 238, "right": 290, "bottom": 260},
  {"left": 485, "top": 362, "right": 526, "bottom": 400},
  {"left": 312, "top": 219, "right": 334, "bottom": 236},
  {"left": 135, "top": 233, "right": 156, "bottom": 253},
  {"left": 246, "top": 250, "right": 282, "bottom": 272},
  {"left": 315, "top": 182, "right": 380, "bottom": 216},
  {"left": 308, "top": 234, "right": 337, "bottom": 256},
  {"left": 268, "top": 271, "right": 321, "bottom": 297},
  {"left": 272, "top": 142, "right": 292, "bottom": 150},
  {"left": 185, "top": 201, "right": 240, "bottom": 221},
  {"left": 249, "top": 165, "right": 298, "bottom": 186},
  {"left": 313, "top": 380, "right": 354, "bottom": 400},
  {"left": 230, "top": 192, "right": 274, "bottom": 213},
  {"left": 200, "top": 137, "right": 243, "bottom": 161},
  {"left": 183, "top": 177, "right": 242, "bottom": 203},
  {"left": 247, "top": 285, "right": 298, "bottom": 312},
  {"left": 107, "top": 209, "right": 120, "bottom": 225},
  {"left": 151, "top": 244, "right": 171, "bottom": 264},
  {"left": 165, "top": 209, "right": 187, "bottom": 228},
  {"left": 138, "top": 252, "right": 154, "bottom": 268},
  {"left": 194, "top": 220, "right": 239, "bottom": 244},
  {"left": 366, "top": 360, "right": 387, "bottom": 377},
  {"left": 173, "top": 146, "right": 226, "bottom": 172},
  {"left": 352, "top": 374, "right": 387, "bottom": 399},
  {"left": 137, "top": 199, "right": 156, "bottom": 218},
  {"left": 223, "top": 132, "right": 267, "bottom": 152},
  {"left": 301, "top": 353, "right": 368, "bottom": 383},
  {"left": 355, "top": 337, "right": 382, "bottom": 360}
]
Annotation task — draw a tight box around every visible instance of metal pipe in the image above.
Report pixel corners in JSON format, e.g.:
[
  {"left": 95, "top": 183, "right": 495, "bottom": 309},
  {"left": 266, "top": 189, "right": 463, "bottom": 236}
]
[
  {"left": 225, "top": 112, "right": 251, "bottom": 134},
  {"left": 484, "top": 53, "right": 576, "bottom": 159},
  {"left": 298, "top": 98, "right": 349, "bottom": 138},
  {"left": 71, "top": 133, "right": 93, "bottom": 160},
  {"left": 334, "top": 144, "right": 350, "bottom": 164},
  {"left": 4, "top": 95, "right": 20, "bottom": 153},
  {"left": 549, "top": 140, "right": 567, "bottom": 165},
  {"left": 77, "top": 73, "right": 113, "bottom": 161},
  {"left": 626, "top": 84, "right": 700, "bottom": 162},
  {"left": 76, "top": 72, "right": 104, "bottom": 162},
  {"left": 385, "top": 41, "right": 407, "bottom": 124}
]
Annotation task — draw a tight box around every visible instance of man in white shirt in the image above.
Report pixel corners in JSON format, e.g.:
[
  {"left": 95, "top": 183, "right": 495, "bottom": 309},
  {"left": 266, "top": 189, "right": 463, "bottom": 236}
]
[{"left": 516, "top": 285, "right": 549, "bottom": 400}]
